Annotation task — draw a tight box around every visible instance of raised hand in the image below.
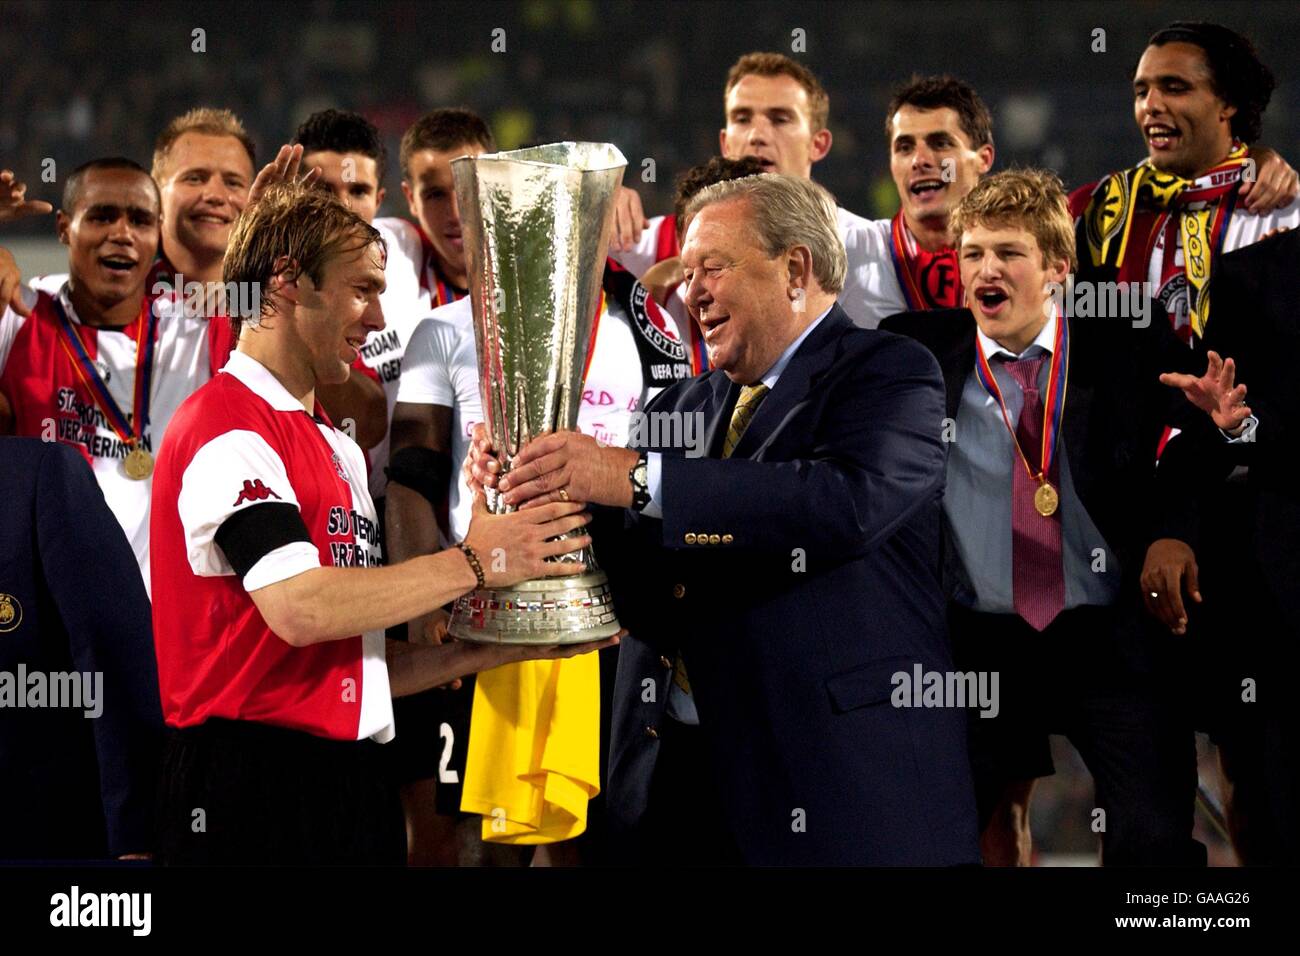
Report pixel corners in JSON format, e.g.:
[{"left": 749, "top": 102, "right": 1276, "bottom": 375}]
[
  {"left": 610, "top": 185, "right": 648, "bottom": 252},
  {"left": 0, "top": 170, "right": 54, "bottom": 223},
  {"left": 1159, "top": 350, "right": 1251, "bottom": 432},
  {"left": 0, "top": 246, "right": 33, "bottom": 317},
  {"left": 1239, "top": 146, "right": 1299, "bottom": 215},
  {"left": 248, "top": 144, "right": 323, "bottom": 206}
]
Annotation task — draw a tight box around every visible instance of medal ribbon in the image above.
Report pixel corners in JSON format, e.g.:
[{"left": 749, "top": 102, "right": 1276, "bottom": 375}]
[
  {"left": 51, "top": 295, "right": 156, "bottom": 447},
  {"left": 973, "top": 310, "right": 1070, "bottom": 486}
]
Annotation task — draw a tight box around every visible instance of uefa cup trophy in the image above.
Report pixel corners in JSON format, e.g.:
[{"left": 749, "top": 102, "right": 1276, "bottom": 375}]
[{"left": 446, "top": 142, "right": 626, "bottom": 644}]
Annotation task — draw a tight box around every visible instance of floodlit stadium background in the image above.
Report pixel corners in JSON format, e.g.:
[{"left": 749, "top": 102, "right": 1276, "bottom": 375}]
[{"left": 6, "top": 0, "right": 1298, "bottom": 864}]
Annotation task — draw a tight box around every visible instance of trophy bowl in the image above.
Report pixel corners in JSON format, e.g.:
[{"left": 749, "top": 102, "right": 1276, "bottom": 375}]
[{"left": 447, "top": 142, "right": 626, "bottom": 644}]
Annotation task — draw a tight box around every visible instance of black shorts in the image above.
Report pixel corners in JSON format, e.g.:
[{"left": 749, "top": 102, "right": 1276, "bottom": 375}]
[
  {"left": 386, "top": 676, "right": 475, "bottom": 816},
  {"left": 154, "top": 718, "right": 405, "bottom": 865},
  {"left": 948, "top": 604, "right": 1059, "bottom": 787}
]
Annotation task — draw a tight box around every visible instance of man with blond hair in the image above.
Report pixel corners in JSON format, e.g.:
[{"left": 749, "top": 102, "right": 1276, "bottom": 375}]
[
  {"left": 883, "top": 169, "right": 1205, "bottom": 865},
  {"left": 470, "top": 173, "right": 979, "bottom": 865},
  {"left": 149, "top": 181, "right": 614, "bottom": 864}
]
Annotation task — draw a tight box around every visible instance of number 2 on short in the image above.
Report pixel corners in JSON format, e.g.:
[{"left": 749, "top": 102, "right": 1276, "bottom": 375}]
[{"left": 438, "top": 722, "right": 460, "bottom": 784}]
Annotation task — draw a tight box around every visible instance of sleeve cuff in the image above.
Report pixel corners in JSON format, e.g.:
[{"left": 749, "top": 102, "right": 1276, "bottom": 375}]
[
  {"left": 639, "top": 452, "right": 664, "bottom": 519},
  {"left": 1222, "top": 414, "right": 1259, "bottom": 444},
  {"left": 243, "top": 541, "right": 322, "bottom": 592}
]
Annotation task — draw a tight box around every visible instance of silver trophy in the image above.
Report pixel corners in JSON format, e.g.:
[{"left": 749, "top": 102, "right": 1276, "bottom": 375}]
[{"left": 447, "top": 142, "right": 626, "bottom": 644}]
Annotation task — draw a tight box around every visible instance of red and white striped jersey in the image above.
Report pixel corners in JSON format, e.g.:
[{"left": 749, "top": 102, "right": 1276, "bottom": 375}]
[{"left": 0, "top": 280, "right": 218, "bottom": 593}]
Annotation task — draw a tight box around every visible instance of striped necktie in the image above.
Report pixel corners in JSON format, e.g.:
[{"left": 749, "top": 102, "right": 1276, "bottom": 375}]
[{"left": 722, "top": 383, "right": 770, "bottom": 459}]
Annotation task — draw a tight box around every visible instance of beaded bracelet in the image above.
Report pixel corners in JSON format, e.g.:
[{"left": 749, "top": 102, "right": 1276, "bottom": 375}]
[{"left": 456, "top": 542, "right": 486, "bottom": 591}]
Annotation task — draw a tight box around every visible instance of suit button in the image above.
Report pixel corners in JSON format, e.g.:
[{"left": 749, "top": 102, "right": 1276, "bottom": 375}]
[
  {"left": 684, "top": 533, "right": 697, "bottom": 544},
  {"left": 722, "top": 534, "right": 734, "bottom": 544},
  {"left": 672, "top": 583, "right": 686, "bottom": 599},
  {"left": 659, "top": 656, "right": 672, "bottom": 669},
  {"left": 644, "top": 725, "right": 659, "bottom": 739},
  {"left": 708, "top": 534, "right": 721, "bottom": 545}
]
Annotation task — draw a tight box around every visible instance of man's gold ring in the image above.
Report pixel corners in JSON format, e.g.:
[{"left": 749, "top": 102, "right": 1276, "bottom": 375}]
[{"left": 558, "top": 488, "right": 570, "bottom": 502}]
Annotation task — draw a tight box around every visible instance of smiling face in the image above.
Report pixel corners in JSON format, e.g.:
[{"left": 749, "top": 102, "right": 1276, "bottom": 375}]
[
  {"left": 960, "top": 221, "right": 1067, "bottom": 354},
  {"left": 890, "top": 105, "right": 993, "bottom": 233},
  {"left": 401, "top": 143, "right": 484, "bottom": 282},
  {"left": 720, "top": 73, "right": 831, "bottom": 179},
  {"left": 288, "top": 238, "right": 387, "bottom": 388},
  {"left": 58, "top": 168, "right": 160, "bottom": 307},
  {"left": 1133, "top": 41, "right": 1237, "bottom": 179},
  {"left": 681, "top": 197, "right": 804, "bottom": 384},
  {"left": 156, "top": 132, "right": 254, "bottom": 263},
  {"left": 301, "top": 150, "right": 385, "bottom": 224}
]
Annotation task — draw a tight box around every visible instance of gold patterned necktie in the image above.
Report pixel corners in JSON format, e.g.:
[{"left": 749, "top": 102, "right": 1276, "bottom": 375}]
[{"left": 722, "top": 383, "right": 770, "bottom": 459}]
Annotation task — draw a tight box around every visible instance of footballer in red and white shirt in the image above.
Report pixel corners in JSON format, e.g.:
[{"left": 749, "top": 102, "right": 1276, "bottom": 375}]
[
  {"left": 0, "top": 159, "right": 216, "bottom": 593},
  {"left": 148, "top": 180, "right": 612, "bottom": 864}
]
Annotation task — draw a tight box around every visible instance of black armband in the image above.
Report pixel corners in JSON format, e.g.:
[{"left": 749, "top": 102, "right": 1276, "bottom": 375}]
[
  {"left": 385, "top": 446, "right": 453, "bottom": 510},
  {"left": 215, "top": 502, "right": 313, "bottom": 579}
]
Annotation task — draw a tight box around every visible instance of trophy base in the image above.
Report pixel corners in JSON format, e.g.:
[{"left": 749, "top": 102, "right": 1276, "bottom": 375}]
[{"left": 447, "top": 572, "right": 621, "bottom": 645}]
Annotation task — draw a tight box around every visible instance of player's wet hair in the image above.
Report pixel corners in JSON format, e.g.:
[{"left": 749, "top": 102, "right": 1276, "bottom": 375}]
[
  {"left": 222, "top": 180, "right": 384, "bottom": 338},
  {"left": 152, "top": 108, "right": 257, "bottom": 181},
  {"left": 293, "top": 109, "right": 388, "bottom": 184},
  {"left": 951, "top": 168, "right": 1077, "bottom": 272},
  {"left": 885, "top": 75, "right": 994, "bottom": 150},
  {"left": 1144, "top": 21, "right": 1275, "bottom": 144},
  {"left": 672, "top": 155, "right": 767, "bottom": 242},
  {"left": 399, "top": 109, "right": 495, "bottom": 180},
  {"left": 725, "top": 52, "right": 830, "bottom": 133},
  {"left": 61, "top": 157, "right": 160, "bottom": 215}
]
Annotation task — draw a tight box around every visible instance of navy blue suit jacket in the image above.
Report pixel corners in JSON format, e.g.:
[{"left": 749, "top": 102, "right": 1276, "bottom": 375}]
[
  {"left": 0, "top": 438, "right": 161, "bottom": 859},
  {"left": 601, "top": 304, "right": 980, "bottom": 865}
]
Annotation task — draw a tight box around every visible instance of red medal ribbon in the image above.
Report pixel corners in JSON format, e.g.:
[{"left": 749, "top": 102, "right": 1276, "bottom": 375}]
[
  {"left": 51, "top": 295, "right": 156, "bottom": 447},
  {"left": 972, "top": 309, "right": 1070, "bottom": 484}
]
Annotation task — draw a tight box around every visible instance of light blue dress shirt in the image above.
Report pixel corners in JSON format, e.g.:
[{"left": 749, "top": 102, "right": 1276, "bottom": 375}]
[{"left": 944, "top": 314, "right": 1120, "bottom": 614}]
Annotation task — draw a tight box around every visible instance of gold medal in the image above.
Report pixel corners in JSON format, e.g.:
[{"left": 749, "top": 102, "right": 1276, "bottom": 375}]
[
  {"left": 124, "top": 447, "right": 154, "bottom": 481},
  {"left": 1034, "top": 480, "right": 1059, "bottom": 517}
]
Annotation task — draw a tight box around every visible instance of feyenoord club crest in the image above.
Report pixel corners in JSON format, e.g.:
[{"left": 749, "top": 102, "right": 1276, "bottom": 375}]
[
  {"left": 0, "top": 593, "right": 22, "bottom": 633},
  {"left": 629, "top": 282, "right": 686, "bottom": 360}
]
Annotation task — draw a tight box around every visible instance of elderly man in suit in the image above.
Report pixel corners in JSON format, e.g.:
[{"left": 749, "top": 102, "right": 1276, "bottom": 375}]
[{"left": 472, "top": 173, "right": 980, "bottom": 866}]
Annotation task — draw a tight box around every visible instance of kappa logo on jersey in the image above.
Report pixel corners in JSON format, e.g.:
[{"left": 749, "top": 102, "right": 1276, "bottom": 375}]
[
  {"left": 232, "top": 479, "right": 282, "bottom": 507},
  {"left": 629, "top": 282, "right": 687, "bottom": 361}
]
